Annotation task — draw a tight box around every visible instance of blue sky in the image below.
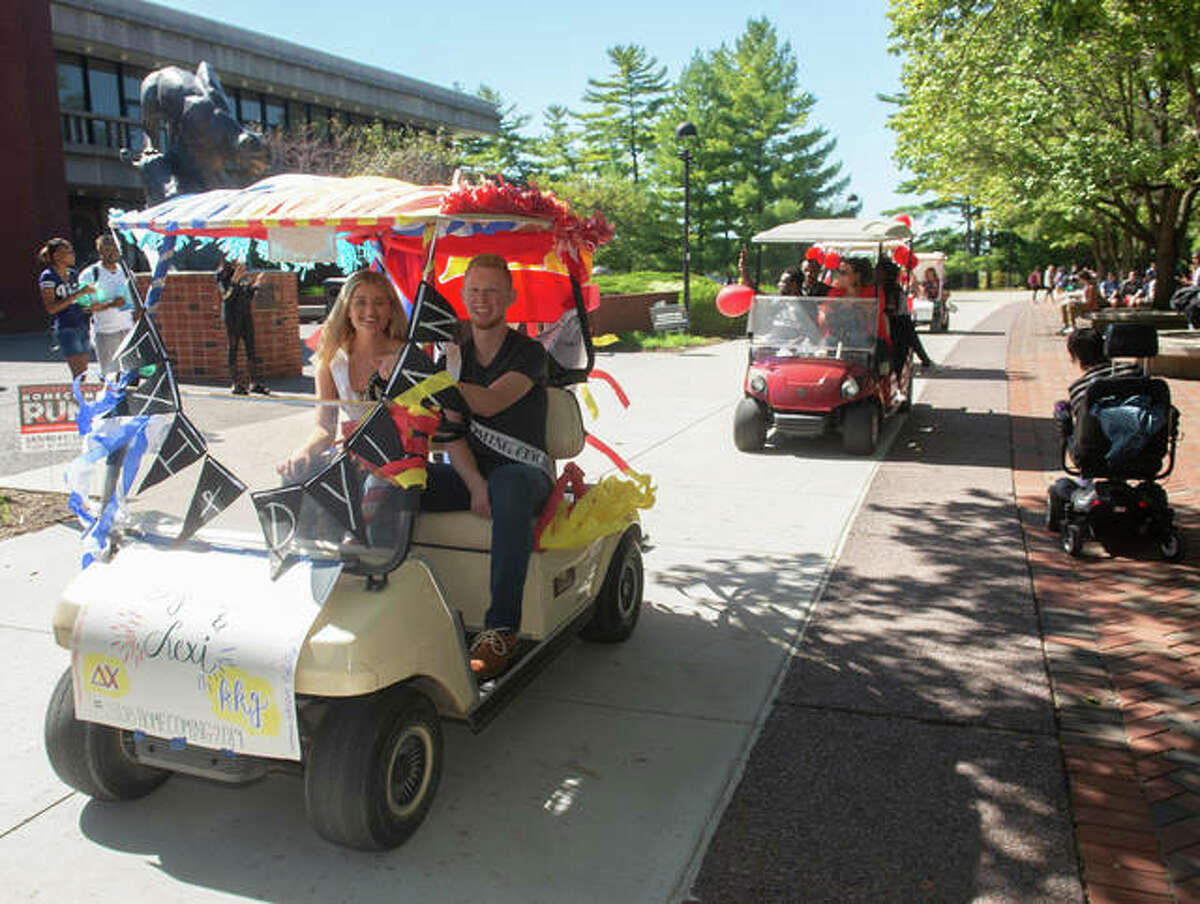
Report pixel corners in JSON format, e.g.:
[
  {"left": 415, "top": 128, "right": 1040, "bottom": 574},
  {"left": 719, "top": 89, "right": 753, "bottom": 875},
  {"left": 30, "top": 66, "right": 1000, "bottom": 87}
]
[{"left": 157, "top": 0, "right": 915, "bottom": 215}]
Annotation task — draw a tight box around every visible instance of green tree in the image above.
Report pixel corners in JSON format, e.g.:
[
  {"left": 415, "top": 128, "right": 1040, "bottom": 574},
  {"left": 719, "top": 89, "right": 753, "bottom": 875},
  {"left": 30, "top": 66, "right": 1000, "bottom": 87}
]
[
  {"left": 456, "top": 85, "right": 532, "bottom": 180},
  {"left": 889, "top": 0, "right": 1200, "bottom": 307},
  {"left": 653, "top": 19, "right": 849, "bottom": 276},
  {"left": 530, "top": 104, "right": 582, "bottom": 181},
  {"left": 579, "top": 44, "right": 669, "bottom": 182}
]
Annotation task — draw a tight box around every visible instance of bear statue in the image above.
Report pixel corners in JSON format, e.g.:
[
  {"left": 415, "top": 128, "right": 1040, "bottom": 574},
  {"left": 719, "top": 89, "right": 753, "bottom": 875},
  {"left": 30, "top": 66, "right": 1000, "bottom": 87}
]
[{"left": 123, "top": 61, "right": 268, "bottom": 203}]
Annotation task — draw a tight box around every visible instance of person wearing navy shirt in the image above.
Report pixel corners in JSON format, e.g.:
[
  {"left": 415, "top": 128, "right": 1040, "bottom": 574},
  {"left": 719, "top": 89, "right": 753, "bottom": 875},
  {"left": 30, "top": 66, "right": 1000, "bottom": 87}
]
[
  {"left": 420, "top": 253, "right": 552, "bottom": 680},
  {"left": 37, "top": 238, "right": 96, "bottom": 378}
]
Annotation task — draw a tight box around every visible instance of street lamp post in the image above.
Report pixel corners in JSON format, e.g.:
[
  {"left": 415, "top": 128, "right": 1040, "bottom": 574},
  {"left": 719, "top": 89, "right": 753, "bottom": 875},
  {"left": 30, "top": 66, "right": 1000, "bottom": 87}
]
[{"left": 675, "top": 121, "right": 697, "bottom": 314}]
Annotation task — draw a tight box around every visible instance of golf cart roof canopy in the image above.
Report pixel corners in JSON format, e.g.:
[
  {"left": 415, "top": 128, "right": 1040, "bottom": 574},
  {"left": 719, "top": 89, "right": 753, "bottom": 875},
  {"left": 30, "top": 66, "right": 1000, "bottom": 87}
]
[{"left": 752, "top": 218, "right": 913, "bottom": 247}]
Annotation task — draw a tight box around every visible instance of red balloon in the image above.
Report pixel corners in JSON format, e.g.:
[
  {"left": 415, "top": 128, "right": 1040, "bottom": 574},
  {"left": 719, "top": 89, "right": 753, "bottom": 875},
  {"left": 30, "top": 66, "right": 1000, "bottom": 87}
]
[
  {"left": 804, "top": 245, "right": 823, "bottom": 262},
  {"left": 893, "top": 213, "right": 913, "bottom": 229},
  {"left": 716, "top": 283, "right": 755, "bottom": 317},
  {"left": 893, "top": 245, "right": 911, "bottom": 268},
  {"left": 824, "top": 251, "right": 841, "bottom": 271}
]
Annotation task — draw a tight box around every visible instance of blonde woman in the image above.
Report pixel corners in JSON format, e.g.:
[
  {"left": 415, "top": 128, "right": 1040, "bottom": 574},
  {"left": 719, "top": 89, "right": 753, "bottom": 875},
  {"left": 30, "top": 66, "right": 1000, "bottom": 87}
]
[{"left": 280, "top": 270, "right": 408, "bottom": 481}]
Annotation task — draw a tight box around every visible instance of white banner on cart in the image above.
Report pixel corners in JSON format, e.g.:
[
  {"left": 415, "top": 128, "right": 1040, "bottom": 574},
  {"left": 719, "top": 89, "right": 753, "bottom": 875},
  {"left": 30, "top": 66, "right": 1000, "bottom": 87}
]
[{"left": 68, "top": 544, "right": 341, "bottom": 760}]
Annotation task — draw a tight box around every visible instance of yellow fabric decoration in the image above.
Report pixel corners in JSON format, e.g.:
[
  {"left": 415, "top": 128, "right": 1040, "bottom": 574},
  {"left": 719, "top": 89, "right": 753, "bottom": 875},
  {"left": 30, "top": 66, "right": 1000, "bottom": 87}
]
[
  {"left": 580, "top": 385, "right": 599, "bottom": 420},
  {"left": 592, "top": 333, "right": 620, "bottom": 347},
  {"left": 538, "top": 470, "right": 656, "bottom": 550},
  {"left": 392, "top": 369, "right": 458, "bottom": 409}
]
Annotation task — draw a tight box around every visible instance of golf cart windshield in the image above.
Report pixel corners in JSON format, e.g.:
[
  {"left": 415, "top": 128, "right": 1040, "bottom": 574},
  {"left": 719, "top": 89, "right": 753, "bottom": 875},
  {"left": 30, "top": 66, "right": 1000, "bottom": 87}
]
[
  {"left": 101, "top": 400, "right": 416, "bottom": 571},
  {"left": 749, "top": 295, "right": 879, "bottom": 360}
]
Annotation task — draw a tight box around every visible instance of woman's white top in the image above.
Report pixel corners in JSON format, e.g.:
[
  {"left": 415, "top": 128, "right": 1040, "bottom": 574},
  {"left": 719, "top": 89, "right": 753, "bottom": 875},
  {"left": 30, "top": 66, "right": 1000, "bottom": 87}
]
[{"left": 327, "top": 347, "right": 369, "bottom": 422}]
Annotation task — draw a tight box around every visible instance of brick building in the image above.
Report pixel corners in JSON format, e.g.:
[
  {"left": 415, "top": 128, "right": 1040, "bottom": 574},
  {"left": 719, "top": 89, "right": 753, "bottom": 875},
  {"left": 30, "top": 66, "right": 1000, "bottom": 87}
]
[{"left": 3, "top": 0, "right": 497, "bottom": 332}]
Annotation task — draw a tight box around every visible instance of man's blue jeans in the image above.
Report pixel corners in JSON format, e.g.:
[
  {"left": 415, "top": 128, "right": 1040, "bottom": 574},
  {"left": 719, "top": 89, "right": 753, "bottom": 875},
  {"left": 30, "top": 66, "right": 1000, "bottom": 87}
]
[{"left": 421, "top": 461, "right": 553, "bottom": 632}]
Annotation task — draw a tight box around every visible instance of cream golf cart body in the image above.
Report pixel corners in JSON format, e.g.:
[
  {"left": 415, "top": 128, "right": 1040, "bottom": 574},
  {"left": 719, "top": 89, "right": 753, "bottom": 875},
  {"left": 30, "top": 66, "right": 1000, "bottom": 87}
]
[{"left": 43, "top": 175, "right": 644, "bottom": 851}]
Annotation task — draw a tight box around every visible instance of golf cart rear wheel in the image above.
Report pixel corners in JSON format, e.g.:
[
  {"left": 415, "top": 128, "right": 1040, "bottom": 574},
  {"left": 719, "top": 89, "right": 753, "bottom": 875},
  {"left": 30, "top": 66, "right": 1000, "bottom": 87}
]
[
  {"left": 733, "top": 397, "right": 767, "bottom": 452},
  {"left": 1161, "top": 527, "right": 1184, "bottom": 562},
  {"left": 44, "top": 668, "right": 170, "bottom": 801},
  {"left": 581, "top": 530, "right": 644, "bottom": 643},
  {"left": 842, "top": 402, "right": 880, "bottom": 455},
  {"left": 305, "top": 685, "right": 442, "bottom": 851}
]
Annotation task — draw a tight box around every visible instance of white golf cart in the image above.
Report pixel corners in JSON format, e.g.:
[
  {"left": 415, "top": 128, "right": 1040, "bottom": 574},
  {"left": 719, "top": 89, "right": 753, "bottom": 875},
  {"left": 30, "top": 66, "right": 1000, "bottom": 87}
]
[
  {"left": 908, "top": 251, "right": 952, "bottom": 332},
  {"left": 43, "top": 175, "right": 647, "bottom": 851}
]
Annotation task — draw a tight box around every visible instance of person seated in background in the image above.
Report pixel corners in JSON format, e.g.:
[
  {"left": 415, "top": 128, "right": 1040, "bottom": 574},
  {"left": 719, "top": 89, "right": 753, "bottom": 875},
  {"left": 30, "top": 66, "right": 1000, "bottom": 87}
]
[
  {"left": 824, "top": 257, "right": 888, "bottom": 348},
  {"left": 1119, "top": 269, "right": 1144, "bottom": 307},
  {"left": 1100, "top": 271, "right": 1120, "bottom": 305},
  {"left": 879, "top": 259, "right": 933, "bottom": 369},
  {"left": 1060, "top": 269, "right": 1100, "bottom": 334},
  {"left": 800, "top": 257, "right": 829, "bottom": 297},
  {"left": 737, "top": 246, "right": 803, "bottom": 296},
  {"left": 918, "top": 266, "right": 943, "bottom": 306}
]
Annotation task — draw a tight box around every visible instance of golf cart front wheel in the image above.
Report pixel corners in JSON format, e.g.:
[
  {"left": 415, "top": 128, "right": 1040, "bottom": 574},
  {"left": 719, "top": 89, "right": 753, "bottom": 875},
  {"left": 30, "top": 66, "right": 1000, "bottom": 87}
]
[
  {"left": 305, "top": 685, "right": 442, "bottom": 851},
  {"left": 581, "top": 530, "right": 644, "bottom": 643},
  {"left": 733, "top": 397, "right": 767, "bottom": 452},
  {"left": 44, "top": 668, "right": 170, "bottom": 801},
  {"left": 842, "top": 402, "right": 880, "bottom": 455}
]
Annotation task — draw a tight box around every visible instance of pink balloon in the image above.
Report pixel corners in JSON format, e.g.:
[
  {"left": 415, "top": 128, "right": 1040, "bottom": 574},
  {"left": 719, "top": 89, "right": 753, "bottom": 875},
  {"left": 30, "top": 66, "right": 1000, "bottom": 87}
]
[{"left": 716, "top": 283, "right": 755, "bottom": 317}]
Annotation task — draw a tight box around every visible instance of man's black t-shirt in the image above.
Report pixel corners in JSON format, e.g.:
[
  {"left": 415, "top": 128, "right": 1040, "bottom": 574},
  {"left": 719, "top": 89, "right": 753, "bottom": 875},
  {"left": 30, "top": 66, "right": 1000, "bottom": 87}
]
[{"left": 461, "top": 329, "right": 549, "bottom": 475}]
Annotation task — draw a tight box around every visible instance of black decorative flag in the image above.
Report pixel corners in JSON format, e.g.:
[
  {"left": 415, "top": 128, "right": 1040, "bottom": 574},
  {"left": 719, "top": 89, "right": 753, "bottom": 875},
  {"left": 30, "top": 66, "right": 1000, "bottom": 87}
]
[
  {"left": 407, "top": 281, "right": 460, "bottom": 343},
  {"left": 345, "top": 403, "right": 405, "bottom": 469},
  {"left": 114, "top": 314, "right": 169, "bottom": 373},
  {"left": 176, "top": 455, "right": 247, "bottom": 545},
  {"left": 304, "top": 453, "right": 366, "bottom": 544},
  {"left": 107, "top": 361, "right": 180, "bottom": 418},
  {"left": 251, "top": 484, "right": 305, "bottom": 579},
  {"left": 138, "top": 412, "right": 206, "bottom": 493},
  {"left": 383, "top": 341, "right": 467, "bottom": 414}
]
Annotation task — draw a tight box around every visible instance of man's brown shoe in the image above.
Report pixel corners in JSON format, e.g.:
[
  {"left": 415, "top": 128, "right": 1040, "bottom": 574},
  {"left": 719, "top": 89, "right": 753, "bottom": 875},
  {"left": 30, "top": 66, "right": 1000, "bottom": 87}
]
[{"left": 469, "top": 629, "right": 517, "bottom": 680}]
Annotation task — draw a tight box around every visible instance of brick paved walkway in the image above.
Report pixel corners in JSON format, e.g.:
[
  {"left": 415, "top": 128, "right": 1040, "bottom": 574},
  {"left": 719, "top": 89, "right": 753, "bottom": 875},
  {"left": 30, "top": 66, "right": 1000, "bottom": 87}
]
[{"left": 1010, "top": 300, "right": 1200, "bottom": 904}]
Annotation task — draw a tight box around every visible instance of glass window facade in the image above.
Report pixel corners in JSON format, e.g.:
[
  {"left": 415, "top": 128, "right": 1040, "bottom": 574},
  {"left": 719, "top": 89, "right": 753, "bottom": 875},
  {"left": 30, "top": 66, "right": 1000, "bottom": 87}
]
[
  {"left": 265, "top": 99, "right": 286, "bottom": 130},
  {"left": 87, "top": 59, "right": 121, "bottom": 146}
]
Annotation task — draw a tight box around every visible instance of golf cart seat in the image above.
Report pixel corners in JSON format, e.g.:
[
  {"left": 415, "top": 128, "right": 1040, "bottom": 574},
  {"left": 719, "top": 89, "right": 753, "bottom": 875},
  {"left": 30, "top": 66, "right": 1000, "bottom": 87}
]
[{"left": 412, "top": 387, "right": 586, "bottom": 551}]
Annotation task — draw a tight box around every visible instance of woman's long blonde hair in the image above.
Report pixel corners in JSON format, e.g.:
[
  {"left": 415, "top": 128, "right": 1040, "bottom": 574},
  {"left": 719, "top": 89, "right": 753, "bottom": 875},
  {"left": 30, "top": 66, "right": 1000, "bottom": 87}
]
[{"left": 316, "top": 269, "right": 408, "bottom": 366}]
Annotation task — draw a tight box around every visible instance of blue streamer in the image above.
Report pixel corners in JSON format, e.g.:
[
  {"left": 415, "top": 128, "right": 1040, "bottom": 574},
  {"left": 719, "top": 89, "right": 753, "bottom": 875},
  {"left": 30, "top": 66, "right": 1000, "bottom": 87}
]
[{"left": 73, "top": 373, "right": 132, "bottom": 436}]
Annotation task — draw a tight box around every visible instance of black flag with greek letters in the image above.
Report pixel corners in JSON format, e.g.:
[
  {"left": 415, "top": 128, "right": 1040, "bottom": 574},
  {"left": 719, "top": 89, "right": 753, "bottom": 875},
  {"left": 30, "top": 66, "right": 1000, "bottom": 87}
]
[
  {"left": 138, "top": 411, "right": 206, "bottom": 492},
  {"left": 345, "top": 403, "right": 405, "bottom": 470},
  {"left": 176, "top": 455, "right": 247, "bottom": 545},
  {"left": 106, "top": 361, "right": 179, "bottom": 418},
  {"left": 251, "top": 484, "right": 305, "bottom": 579},
  {"left": 407, "top": 281, "right": 461, "bottom": 343},
  {"left": 303, "top": 452, "right": 366, "bottom": 544},
  {"left": 383, "top": 341, "right": 467, "bottom": 414}
]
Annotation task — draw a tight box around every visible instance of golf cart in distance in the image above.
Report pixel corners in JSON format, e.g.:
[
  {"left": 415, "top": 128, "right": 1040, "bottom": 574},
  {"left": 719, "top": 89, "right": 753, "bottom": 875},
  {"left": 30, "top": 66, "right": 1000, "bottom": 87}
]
[
  {"left": 732, "top": 218, "right": 915, "bottom": 455},
  {"left": 43, "top": 174, "right": 647, "bottom": 852},
  {"left": 908, "top": 250, "right": 952, "bottom": 333}
]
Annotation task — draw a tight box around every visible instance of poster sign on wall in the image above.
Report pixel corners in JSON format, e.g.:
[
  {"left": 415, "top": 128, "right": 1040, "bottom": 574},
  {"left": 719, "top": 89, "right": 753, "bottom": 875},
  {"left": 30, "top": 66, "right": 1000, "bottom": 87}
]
[
  {"left": 17, "top": 383, "right": 104, "bottom": 452},
  {"left": 68, "top": 544, "right": 340, "bottom": 760}
]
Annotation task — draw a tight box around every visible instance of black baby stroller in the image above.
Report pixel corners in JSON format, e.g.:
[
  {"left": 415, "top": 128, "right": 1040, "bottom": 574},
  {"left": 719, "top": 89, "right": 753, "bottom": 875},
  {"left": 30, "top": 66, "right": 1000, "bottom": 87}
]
[{"left": 1046, "top": 323, "right": 1183, "bottom": 560}]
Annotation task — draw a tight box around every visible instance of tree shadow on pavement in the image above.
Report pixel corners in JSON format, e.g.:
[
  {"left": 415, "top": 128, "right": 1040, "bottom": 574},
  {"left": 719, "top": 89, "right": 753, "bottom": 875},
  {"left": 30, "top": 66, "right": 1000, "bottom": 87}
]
[{"left": 690, "top": 487, "right": 1082, "bottom": 903}]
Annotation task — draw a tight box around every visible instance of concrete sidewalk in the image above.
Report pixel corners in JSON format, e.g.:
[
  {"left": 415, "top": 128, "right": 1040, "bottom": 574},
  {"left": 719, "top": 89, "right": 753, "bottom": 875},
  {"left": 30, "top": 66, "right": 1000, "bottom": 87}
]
[{"left": 692, "top": 297, "right": 1200, "bottom": 903}]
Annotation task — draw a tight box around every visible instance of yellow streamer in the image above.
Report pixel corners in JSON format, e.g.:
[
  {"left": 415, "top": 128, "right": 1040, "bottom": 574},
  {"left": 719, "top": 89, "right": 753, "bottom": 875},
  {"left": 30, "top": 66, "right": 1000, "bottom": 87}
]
[
  {"left": 592, "top": 333, "right": 620, "bottom": 347},
  {"left": 392, "top": 369, "right": 458, "bottom": 409},
  {"left": 538, "top": 470, "right": 656, "bottom": 550},
  {"left": 580, "top": 385, "right": 599, "bottom": 420}
]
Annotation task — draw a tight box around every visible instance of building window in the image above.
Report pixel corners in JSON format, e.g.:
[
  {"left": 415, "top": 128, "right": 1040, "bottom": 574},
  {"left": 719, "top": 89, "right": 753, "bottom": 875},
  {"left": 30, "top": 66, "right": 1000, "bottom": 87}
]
[
  {"left": 265, "top": 98, "right": 286, "bottom": 131},
  {"left": 123, "top": 66, "right": 147, "bottom": 150},
  {"left": 239, "top": 92, "right": 263, "bottom": 129},
  {"left": 287, "top": 101, "right": 307, "bottom": 130},
  {"left": 56, "top": 52, "right": 86, "bottom": 143},
  {"left": 87, "top": 59, "right": 121, "bottom": 147}
]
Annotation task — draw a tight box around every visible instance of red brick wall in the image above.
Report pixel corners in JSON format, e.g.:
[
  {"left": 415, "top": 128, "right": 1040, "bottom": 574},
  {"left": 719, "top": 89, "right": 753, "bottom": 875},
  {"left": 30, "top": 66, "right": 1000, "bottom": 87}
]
[
  {"left": 589, "top": 292, "right": 679, "bottom": 334},
  {"left": 134, "top": 271, "right": 302, "bottom": 381}
]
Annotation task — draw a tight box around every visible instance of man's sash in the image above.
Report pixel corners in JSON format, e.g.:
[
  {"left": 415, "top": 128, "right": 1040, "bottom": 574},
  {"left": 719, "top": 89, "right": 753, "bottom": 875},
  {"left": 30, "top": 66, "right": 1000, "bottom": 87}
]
[{"left": 470, "top": 421, "right": 554, "bottom": 477}]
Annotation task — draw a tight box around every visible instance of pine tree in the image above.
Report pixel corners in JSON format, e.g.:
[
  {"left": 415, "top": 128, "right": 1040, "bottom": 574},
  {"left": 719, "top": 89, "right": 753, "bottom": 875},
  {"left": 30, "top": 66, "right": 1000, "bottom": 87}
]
[
  {"left": 456, "top": 85, "right": 532, "bottom": 181},
  {"left": 579, "top": 45, "right": 669, "bottom": 182},
  {"left": 530, "top": 104, "right": 581, "bottom": 181}
]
